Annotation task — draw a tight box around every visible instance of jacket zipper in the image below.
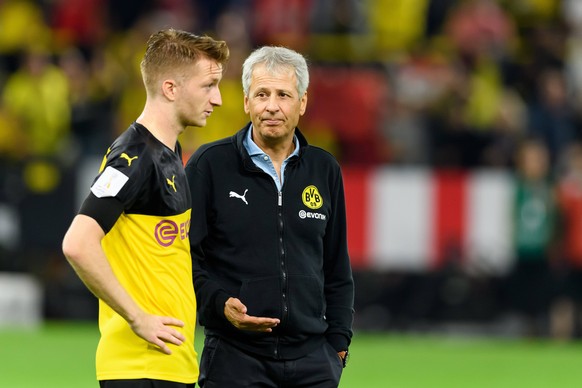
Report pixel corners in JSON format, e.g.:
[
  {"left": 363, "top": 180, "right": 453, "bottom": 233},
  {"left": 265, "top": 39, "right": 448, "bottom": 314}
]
[{"left": 276, "top": 190, "right": 288, "bottom": 359}]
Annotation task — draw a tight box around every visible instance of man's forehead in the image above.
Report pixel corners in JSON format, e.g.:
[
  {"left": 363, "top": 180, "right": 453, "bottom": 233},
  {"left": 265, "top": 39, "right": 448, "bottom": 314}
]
[
  {"left": 196, "top": 58, "right": 223, "bottom": 75},
  {"left": 253, "top": 62, "right": 294, "bottom": 76},
  {"left": 251, "top": 64, "right": 296, "bottom": 84}
]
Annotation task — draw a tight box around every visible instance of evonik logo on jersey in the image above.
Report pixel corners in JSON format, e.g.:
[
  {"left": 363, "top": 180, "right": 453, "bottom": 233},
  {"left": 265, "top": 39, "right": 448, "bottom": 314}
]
[
  {"left": 298, "top": 209, "right": 327, "bottom": 221},
  {"left": 154, "top": 218, "right": 190, "bottom": 247}
]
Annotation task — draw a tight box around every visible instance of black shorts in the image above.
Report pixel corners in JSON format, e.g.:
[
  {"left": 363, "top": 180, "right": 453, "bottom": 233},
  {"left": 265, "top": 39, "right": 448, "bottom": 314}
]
[{"left": 99, "top": 379, "right": 195, "bottom": 388}]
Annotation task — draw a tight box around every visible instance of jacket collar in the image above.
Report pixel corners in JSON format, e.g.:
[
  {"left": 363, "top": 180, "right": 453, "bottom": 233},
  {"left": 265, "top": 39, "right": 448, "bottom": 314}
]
[{"left": 233, "top": 122, "right": 308, "bottom": 168}]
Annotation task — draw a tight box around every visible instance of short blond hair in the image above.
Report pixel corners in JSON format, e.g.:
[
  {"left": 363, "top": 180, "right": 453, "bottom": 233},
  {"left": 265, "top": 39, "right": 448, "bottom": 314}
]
[{"left": 140, "top": 29, "right": 229, "bottom": 94}]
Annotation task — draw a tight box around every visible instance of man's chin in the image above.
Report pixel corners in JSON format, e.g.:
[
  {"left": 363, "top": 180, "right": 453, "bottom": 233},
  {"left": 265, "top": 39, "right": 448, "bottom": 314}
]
[{"left": 187, "top": 119, "right": 206, "bottom": 128}]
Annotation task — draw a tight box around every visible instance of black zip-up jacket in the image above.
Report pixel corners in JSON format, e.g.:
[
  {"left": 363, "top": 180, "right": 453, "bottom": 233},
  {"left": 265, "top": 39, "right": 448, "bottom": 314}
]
[{"left": 185, "top": 124, "right": 354, "bottom": 360}]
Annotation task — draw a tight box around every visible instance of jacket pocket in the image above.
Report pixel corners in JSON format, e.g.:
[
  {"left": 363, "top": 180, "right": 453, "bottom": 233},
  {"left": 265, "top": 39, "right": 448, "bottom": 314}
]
[
  {"left": 286, "top": 274, "right": 325, "bottom": 335},
  {"left": 238, "top": 276, "right": 282, "bottom": 319}
]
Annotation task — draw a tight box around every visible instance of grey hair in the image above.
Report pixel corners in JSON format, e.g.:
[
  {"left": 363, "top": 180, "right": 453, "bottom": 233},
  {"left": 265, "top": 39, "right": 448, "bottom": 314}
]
[{"left": 242, "top": 46, "right": 309, "bottom": 97}]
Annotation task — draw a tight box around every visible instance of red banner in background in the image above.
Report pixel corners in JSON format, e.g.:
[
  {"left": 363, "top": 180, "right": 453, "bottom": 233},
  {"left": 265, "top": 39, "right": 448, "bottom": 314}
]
[
  {"left": 342, "top": 166, "right": 372, "bottom": 269},
  {"left": 431, "top": 170, "right": 468, "bottom": 269},
  {"left": 343, "top": 168, "right": 515, "bottom": 275}
]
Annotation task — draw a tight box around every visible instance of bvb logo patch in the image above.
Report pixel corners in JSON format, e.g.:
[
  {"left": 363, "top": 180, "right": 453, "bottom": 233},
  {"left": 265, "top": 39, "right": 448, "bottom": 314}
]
[{"left": 302, "top": 185, "right": 323, "bottom": 209}]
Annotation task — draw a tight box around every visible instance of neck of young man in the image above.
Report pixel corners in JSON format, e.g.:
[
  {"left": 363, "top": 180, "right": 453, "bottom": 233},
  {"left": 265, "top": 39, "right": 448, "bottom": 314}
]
[{"left": 136, "top": 111, "right": 180, "bottom": 152}]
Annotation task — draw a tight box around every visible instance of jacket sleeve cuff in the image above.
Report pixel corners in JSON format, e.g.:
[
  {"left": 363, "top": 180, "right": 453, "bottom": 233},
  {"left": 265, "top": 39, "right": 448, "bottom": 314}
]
[
  {"left": 214, "top": 291, "right": 231, "bottom": 320},
  {"left": 326, "top": 333, "right": 350, "bottom": 352}
]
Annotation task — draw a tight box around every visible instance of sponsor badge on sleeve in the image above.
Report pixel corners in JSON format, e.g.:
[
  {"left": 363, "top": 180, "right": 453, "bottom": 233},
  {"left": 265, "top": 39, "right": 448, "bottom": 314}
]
[{"left": 91, "top": 166, "right": 129, "bottom": 198}]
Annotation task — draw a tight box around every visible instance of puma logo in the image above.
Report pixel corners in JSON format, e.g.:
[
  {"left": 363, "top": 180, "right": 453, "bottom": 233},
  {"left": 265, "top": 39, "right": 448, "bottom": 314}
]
[
  {"left": 120, "top": 153, "right": 138, "bottom": 166},
  {"left": 166, "top": 175, "right": 176, "bottom": 192},
  {"left": 229, "top": 189, "right": 248, "bottom": 205}
]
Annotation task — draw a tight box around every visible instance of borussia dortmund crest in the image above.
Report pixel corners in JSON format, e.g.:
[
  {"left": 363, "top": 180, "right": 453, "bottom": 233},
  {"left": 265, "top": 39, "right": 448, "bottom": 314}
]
[{"left": 302, "top": 185, "right": 323, "bottom": 209}]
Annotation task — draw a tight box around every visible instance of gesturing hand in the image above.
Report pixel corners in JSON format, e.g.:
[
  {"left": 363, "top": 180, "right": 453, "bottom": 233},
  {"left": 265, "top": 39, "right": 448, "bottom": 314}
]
[
  {"left": 224, "top": 297, "right": 280, "bottom": 332},
  {"left": 129, "top": 312, "right": 186, "bottom": 355}
]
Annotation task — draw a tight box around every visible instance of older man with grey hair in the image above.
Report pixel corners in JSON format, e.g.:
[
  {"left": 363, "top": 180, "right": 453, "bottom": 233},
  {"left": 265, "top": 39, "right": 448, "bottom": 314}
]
[{"left": 185, "top": 46, "right": 354, "bottom": 387}]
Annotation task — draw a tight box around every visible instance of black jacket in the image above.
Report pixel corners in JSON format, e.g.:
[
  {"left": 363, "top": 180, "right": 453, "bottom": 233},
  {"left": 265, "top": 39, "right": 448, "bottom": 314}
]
[{"left": 185, "top": 124, "right": 354, "bottom": 360}]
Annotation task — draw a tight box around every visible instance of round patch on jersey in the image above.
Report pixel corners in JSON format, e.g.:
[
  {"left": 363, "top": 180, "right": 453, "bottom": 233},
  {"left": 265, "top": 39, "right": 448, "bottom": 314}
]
[{"left": 302, "top": 185, "right": 323, "bottom": 209}]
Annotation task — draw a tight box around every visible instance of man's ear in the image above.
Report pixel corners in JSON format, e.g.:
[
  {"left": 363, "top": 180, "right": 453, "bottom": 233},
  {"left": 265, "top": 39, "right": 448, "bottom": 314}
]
[
  {"left": 244, "top": 95, "right": 250, "bottom": 114},
  {"left": 162, "top": 79, "right": 177, "bottom": 101},
  {"left": 299, "top": 92, "right": 308, "bottom": 116}
]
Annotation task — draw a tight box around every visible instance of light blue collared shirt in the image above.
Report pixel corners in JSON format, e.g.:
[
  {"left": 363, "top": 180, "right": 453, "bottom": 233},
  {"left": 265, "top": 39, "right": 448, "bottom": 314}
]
[{"left": 243, "top": 125, "right": 300, "bottom": 191}]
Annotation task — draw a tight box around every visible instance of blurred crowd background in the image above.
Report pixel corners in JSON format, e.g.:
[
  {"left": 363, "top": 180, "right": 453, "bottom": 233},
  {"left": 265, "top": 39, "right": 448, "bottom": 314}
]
[{"left": 3, "top": 0, "right": 582, "bottom": 341}]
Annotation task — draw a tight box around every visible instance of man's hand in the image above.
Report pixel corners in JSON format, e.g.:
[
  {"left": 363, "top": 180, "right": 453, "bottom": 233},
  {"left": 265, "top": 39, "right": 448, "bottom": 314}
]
[
  {"left": 337, "top": 350, "right": 349, "bottom": 368},
  {"left": 224, "top": 297, "right": 280, "bottom": 332},
  {"left": 129, "top": 311, "right": 186, "bottom": 355}
]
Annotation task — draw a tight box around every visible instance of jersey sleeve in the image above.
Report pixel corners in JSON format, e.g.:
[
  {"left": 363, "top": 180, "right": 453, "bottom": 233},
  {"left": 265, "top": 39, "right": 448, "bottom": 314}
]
[
  {"left": 78, "top": 193, "right": 124, "bottom": 233},
  {"left": 90, "top": 142, "right": 151, "bottom": 208},
  {"left": 79, "top": 141, "right": 152, "bottom": 232}
]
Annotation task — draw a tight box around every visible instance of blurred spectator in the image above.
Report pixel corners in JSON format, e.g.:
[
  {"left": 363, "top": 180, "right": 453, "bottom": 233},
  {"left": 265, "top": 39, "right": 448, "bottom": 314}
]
[
  {"left": 311, "top": 0, "right": 367, "bottom": 34},
  {"left": 481, "top": 88, "right": 527, "bottom": 168},
  {"left": 562, "top": 0, "right": 582, "bottom": 134},
  {"left": 49, "top": 0, "right": 110, "bottom": 52},
  {"left": 0, "top": 0, "right": 51, "bottom": 76},
  {"left": 251, "top": 0, "right": 313, "bottom": 51},
  {"left": 425, "top": 62, "right": 493, "bottom": 168},
  {"left": 502, "top": 0, "right": 560, "bottom": 29},
  {"left": 514, "top": 22, "right": 568, "bottom": 106},
  {"left": 553, "top": 143, "right": 582, "bottom": 340},
  {"left": 526, "top": 67, "right": 576, "bottom": 169},
  {"left": 149, "top": 0, "right": 201, "bottom": 32},
  {"left": 367, "top": 0, "right": 430, "bottom": 58},
  {"left": 304, "top": 65, "right": 390, "bottom": 164},
  {"left": 445, "top": 0, "right": 515, "bottom": 66},
  {"left": 1, "top": 43, "right": 75, "bottom": 274},
  {"left": 195, "top": 0, "right": 236, "bottom": 32},
  {"left": 437, "top": 0, "right": 519, "bottom": 168},
  {"left": 105, "top": 0, "right": 154, "bottom": 30},
  {"left": 58, "top": 47, "right": 115, "bottom": 156},
  {"left": 1, "top": 46, "right": 71, "bottom": 159},
  {"left": 308, "top": 0, "right": 369, "bottom": 61},
  {"left": 104, "top": 16, "right": 155, "bottom": 134},
  {"left": 425, "top": 0, "right": 458, "bottom": 38},
  {"left": 506, "top": 138, "right": 558, "bottom": 337},
  {"left": 0, "top": 105, "right": 24, "bottom": 161},
  {"left": 381, "top": 45, "right": 454, "bottom": 165}
]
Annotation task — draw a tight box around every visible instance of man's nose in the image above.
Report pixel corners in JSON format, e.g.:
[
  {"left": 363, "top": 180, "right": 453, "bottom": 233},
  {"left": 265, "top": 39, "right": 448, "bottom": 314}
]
[{"left": 211, "top": 89, "right": 222, "bottom": 106}]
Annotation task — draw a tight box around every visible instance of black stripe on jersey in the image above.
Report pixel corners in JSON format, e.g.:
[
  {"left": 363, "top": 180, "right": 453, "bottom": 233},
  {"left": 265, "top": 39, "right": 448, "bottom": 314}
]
[{"left": 79, "top": 193, "right": 124, "bottom": 233}]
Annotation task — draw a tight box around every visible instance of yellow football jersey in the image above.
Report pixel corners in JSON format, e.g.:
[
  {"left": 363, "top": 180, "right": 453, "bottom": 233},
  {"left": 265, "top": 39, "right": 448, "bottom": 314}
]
[{"left": 82, "top": 123, "right": 198, "bottom": 383}]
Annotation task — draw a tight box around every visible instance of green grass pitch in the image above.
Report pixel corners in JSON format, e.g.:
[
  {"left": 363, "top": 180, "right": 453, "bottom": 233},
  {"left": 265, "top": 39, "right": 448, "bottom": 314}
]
[{"left": 1, "top": 322, "right": 582, "bottom": 387}]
